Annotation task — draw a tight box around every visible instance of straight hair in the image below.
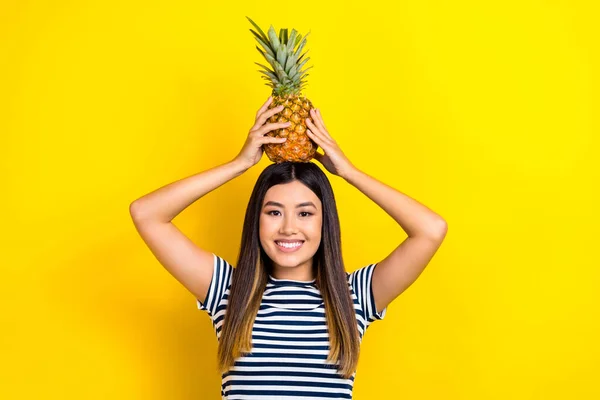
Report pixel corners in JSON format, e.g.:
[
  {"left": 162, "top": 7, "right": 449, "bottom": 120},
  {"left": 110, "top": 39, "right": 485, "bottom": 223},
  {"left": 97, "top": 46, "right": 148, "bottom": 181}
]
[{"left": 216, "top": 161, "right": 361, "bottom": 379}]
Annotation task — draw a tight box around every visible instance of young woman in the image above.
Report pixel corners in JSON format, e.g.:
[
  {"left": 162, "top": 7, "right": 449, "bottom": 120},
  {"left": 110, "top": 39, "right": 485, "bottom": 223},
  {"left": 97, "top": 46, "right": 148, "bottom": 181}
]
[{"left": 130, "top": 97, "right": 448, "bottom": 399}]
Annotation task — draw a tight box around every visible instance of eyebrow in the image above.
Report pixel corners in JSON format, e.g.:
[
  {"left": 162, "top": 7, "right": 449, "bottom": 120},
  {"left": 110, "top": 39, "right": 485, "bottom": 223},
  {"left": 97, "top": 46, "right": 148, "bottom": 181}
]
[{"left": 263, "top": 201, "right": 317, "bottom": 209}]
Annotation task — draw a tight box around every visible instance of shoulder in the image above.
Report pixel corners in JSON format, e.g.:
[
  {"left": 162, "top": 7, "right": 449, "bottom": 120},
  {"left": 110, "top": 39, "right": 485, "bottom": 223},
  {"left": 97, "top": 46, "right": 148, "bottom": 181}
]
[{"left": 347, "top": 263, "right": 378, "bottom": 286}]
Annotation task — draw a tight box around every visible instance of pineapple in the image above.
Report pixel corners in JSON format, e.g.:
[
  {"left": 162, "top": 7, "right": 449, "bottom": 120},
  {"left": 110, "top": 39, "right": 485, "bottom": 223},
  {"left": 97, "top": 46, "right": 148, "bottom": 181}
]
[{"left": 247, "top": 17, "right": 318, "bottom": 163}]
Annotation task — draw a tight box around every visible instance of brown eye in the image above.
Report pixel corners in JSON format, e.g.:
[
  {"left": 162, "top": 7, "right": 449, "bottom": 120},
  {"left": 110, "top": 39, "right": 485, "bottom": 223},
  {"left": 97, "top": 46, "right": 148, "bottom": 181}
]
[{"left": 267, "top": 210, "right": 312, "bottom": 217}]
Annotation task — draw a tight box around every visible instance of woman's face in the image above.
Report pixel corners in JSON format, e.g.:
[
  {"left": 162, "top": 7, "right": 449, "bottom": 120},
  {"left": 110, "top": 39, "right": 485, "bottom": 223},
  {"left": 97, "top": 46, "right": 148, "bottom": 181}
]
[{"left": 259, "top": 180, "right": 323, "bottom": 277}]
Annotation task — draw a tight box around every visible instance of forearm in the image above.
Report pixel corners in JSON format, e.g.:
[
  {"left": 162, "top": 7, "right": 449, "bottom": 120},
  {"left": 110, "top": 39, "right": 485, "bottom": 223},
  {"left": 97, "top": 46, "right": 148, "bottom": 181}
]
[
  {"left": 129, "top": 159, "right": 249, "bottom": 223},
  {"left": 342, "top": 167, "right": 446, "bottom": 239}
]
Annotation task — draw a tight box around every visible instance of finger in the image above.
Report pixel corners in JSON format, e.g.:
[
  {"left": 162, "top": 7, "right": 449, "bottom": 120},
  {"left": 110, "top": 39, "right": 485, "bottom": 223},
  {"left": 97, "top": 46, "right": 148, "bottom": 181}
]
[
  {"left": 310, "top": 108, "right": 327, "bottom": 132},
  {"left": 311, "top": 108, "right": 334, "bottom": 141},
  {"left": 305, "top": 118, "right": 331, "bottom": 145},
  {"left": 316, "top": 108, "right": 327, "bottom": 128},
  {"left": 306, "top": 113, "right": 330, "bottom": 142},
  {"left": 252, "top": 105, "right": 285, "bottom": 130},
  {"left": 260, "top": 136, "right": 288, "bottom": 145},
  {"left": 306, "top": 128, "right": 327, "bottom": 149},
  {"left": 255, "top": 121, "right": 292, "bottom": 136},
  {"left": 255, "top": 96, "right": 273, "bottom": 119},
  {"left": 264, "top": 104, "right": 285, "bottom": 120}
]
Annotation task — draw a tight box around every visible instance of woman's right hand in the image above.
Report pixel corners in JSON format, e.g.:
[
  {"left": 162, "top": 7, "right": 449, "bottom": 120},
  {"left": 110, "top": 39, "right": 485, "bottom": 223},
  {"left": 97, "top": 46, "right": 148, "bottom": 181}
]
[{"left": 233, "top": 96, "right": 291, "bottom": 169}]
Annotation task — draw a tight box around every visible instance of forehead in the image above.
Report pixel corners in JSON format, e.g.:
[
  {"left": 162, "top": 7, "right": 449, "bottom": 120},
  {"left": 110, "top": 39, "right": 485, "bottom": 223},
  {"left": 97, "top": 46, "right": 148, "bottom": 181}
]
[{"left": 263, "top": 181, "right": 321, "bottom": 207}]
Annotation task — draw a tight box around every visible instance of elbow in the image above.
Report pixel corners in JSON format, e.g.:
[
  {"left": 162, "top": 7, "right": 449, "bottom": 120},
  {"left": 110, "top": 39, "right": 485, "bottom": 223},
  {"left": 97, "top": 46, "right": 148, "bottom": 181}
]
[
  {"left": 420, "top": 218, "right": 447, "bottom": 241},
  {"left": 431, "top": 218, "right": 448, "bottom": 240},
  {"left": 129, "top": 200, "right": 146, "bottom": 221}
]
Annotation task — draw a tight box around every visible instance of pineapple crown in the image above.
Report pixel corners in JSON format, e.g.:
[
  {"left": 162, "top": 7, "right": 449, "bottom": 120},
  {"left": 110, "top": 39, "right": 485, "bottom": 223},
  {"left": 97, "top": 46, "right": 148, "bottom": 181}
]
[{"left": 247, "top": 17, "right": 313, "bottom": 98}]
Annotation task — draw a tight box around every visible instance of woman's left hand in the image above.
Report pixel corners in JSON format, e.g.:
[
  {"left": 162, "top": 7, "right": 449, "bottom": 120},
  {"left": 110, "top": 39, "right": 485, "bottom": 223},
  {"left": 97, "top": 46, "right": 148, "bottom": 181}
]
[{"left": 305, "top": 108, "right": 356, "bottom": 178}]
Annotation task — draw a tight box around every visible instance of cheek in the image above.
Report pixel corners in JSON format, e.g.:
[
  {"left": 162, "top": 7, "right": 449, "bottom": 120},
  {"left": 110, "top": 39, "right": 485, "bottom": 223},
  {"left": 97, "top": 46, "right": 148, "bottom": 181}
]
[
  {"left": 259, "top": 216, "right": 275, "bottom": 232},
  {"left": 259, "top": 217, "right": 278, "bottom": 244},
  {"left": 308, "top": 220, "right": 323, "bottom": 241}
]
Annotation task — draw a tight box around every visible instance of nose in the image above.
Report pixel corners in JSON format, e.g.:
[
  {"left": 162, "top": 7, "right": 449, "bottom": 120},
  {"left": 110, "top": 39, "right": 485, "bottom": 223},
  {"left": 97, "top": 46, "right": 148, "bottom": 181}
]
[{"left": 279, "top": 213, "right": 298, "bottom": 235}]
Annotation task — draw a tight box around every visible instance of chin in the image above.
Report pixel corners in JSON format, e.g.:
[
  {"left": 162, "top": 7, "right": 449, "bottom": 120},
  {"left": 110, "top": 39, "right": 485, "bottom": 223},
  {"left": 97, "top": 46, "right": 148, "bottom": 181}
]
[
  {"left": 271, "top": 250, "right": 302, "bottom": 261},
  {"left": 267, "top": 247, "right": 299, "bottom": 260}
]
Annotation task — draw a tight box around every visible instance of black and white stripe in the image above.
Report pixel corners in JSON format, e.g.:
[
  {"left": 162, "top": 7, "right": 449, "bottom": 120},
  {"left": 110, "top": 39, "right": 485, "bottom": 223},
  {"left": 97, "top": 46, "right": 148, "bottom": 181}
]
[{"left": 197, "top": 254, "right": 386, "bottom": 399}]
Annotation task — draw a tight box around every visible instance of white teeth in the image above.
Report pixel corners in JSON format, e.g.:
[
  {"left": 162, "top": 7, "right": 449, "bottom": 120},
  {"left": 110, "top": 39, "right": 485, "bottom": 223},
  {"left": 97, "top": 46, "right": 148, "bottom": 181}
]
[{"left": 276, "top": 241, "right": 303, "bottom": 248}]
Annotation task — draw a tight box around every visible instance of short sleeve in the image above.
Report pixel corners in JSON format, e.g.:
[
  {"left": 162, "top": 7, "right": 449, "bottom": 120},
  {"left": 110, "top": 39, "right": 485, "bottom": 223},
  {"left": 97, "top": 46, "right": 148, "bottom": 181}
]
[
  {"left": 196, "top": 254, "right": 234, "bottom": 318},
  {"left": 348, "top": 263, "right": 387, "bottom": 325}
]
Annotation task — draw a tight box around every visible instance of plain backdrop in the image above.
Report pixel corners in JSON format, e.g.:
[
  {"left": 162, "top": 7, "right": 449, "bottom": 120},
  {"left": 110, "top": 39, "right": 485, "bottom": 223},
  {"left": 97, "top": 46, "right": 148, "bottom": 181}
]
[{"left": 2, "top": 1, "right": 599, "bottom": 399}]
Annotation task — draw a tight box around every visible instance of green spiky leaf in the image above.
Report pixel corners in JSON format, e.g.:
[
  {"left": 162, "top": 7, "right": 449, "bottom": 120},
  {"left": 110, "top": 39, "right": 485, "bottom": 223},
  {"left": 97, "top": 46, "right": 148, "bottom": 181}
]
[
  {"left": 254, "top": 37, "right": 275, "bottom": 59},
  {"left": 251, "top": 30, "right": 275, "bottom": 55},
  {"left": 294, "top": 33, "right": 302, "bottom": 48},
  {"left": 246, "top": 17, "right": 270, "bottom": 43},
  {"left": 258, "top": 69, "right": 278, "bottom": 81},
  {"left": 279, "top": 28, "right": 288, "bottom": 45},
  {"left": 284, "top": 52, "right": 297, "bottom": 72},
  {"left": 257, "top": 70, "right": 278, "bottom": 82},
  {"left": 268, "top": 57, "right": 287, "bottom": 82},
  {"left": 256, "top": 46, "right": 267, "bottom": 59},
  {"left": 260, "top": 74, "right": 278, "bottom": 84},
  {"left": 273, "top": 61, "right": 286, "bottom": 77},
  {"left": 297, "top": 51, "right": 309, "bottom": 65},
  {"left": 250, "top": 19, "right": 312, "bottom": 92},
  {"left": 264, "top": 52, "right": 278, "bottom": 69},
  {"left": 276, "top": 46, "right": 287, "bottom": 73},
  {"left": 297, "top": 57, "right": 310, "bottom": 71},
  {"left": 287, "top": 30, "right": 298, "bottom": 52},
  {"left": 288, "top": 65, "right": 299, "bottom": 81},
  {"left": 294, "top": 31, "right": 310, "bottom": 57},
  {"left": 255, "top": 62, "right": 274, "bottom": 73},
  {"left": 249, "top": 29, "right": 267, "bottom": 46},
  {"left": 299, "top": 65, "right": 313, "bottom": 75},
  {"left": 267, "top": 25, "right": 281, "bottom": 50}
]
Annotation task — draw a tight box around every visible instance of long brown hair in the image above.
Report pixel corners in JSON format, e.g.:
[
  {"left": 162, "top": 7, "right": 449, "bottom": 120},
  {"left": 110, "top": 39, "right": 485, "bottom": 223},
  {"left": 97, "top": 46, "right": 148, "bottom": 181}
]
[{"left": 216, "top": 161, "right": 360, "bottom": 378}]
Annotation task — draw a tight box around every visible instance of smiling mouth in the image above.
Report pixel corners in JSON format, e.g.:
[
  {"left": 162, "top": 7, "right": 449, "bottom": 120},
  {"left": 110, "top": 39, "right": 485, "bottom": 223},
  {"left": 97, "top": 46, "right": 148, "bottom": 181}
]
[{"left": 275, "top": 241, "right": 304, "bottom": 251}]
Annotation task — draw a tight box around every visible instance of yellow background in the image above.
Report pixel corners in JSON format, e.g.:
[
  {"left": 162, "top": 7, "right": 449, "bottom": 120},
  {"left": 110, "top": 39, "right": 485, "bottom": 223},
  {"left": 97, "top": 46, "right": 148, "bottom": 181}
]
[{"left": 2, "top": 1, "right": 599, "bottom": 399}]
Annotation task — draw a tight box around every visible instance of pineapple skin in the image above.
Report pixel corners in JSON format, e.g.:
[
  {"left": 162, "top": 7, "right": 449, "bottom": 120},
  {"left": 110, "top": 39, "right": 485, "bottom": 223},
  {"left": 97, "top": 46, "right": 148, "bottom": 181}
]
[{"left": 264, "top": 94, "right": 318, "bottom": 163}]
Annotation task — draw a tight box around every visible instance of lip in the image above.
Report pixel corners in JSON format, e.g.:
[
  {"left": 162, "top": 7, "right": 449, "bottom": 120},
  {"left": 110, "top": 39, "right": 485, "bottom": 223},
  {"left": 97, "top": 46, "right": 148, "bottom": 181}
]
[{"left": 275, "top": 240, "right": 304, "bottom": 253}]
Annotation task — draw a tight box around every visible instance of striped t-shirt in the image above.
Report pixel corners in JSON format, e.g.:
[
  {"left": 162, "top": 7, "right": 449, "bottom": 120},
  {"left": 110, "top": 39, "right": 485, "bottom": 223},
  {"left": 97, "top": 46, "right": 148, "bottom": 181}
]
[{"left": 196, "top": 253, "right": 387, "bottom": 399}]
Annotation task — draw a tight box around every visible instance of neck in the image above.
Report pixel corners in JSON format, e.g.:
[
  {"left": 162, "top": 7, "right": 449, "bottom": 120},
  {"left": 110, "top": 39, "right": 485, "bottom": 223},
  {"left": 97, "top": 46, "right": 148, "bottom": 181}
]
[{"left": 270, "top": 259, "right": 315, "bottom": 281}]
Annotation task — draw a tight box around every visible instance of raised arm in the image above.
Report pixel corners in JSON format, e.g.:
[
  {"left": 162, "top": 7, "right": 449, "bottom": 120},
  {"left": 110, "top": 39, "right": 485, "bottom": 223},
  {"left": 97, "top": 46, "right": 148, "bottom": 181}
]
[
  {"left": 304, "top": 107, "right": 448, "bottom": 313},
  {"left": 129, "top": 160, "right": 250, "bottom": 301},
  {"left": 342, "top": 167, "right": 447, "bottom": 312},
  {"left": 129, "top": 96, "right": 290, "bottom": 301}
]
